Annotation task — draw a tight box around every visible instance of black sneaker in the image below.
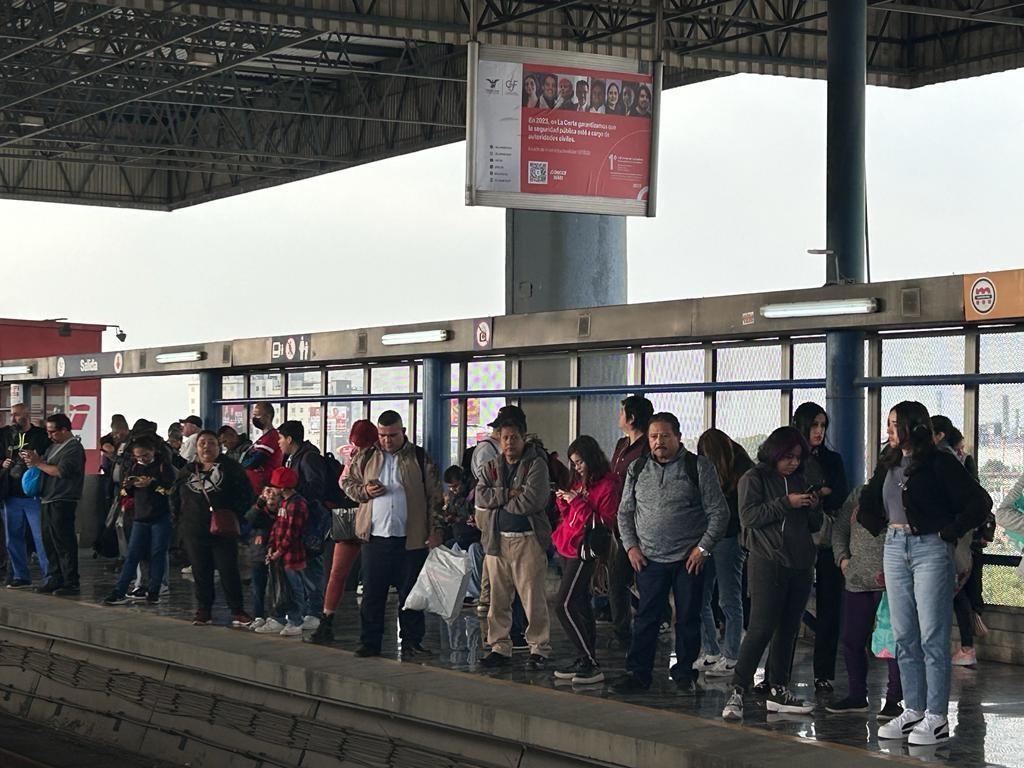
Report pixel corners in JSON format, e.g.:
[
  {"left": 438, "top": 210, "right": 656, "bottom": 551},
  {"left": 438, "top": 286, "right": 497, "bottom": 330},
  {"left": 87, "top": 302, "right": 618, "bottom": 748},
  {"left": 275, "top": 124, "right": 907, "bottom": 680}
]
[
  {"left": 610, "top": 674, "right": 651, "bottom": 694},
  {"left": 102, "top": 591, "right": 130, "bottom": 606},
  {"left": 511, "top": 636, "right": 530, "bottom": 652},
  {"left": 826, "top": 696, "right": 869, "bottom": 714},
  {"left": 35, "top": 581, "right": 60, "bottom": 594},
  {"left": 878, "top": 699, "right": 904, "bottom": 720},
  {"left": 128, "top": 587, "right": 147, "bottom": 601},
  {"left": 53, "top": 585, "right": 80, "bottom": 596},
  {"left": 354, "top": 645, "right": 380, "bottom": 658},
  {"left": 572, "top": 661, "right": 604, "bottom": 685},
  {"left": 403, "top": 644, "right": 433, "bottom": 658},
  {"left": 815, "top": 678, "right": 834, "bottom": 693},
  {"left": 526, "top": 654, "right": 547, "bottom": 670},
  {"left": 6, "top": 578, "right": 30, "bottom": 590},
  {"left": 767, "top": 685, "right": 814, "bottom": 714},
  {"left": 145, "top": 593, "right": 160, "bottom": 606},
  {"left": 191, "top": 610, "right": 212, "bottom": 626},
  {"left": 751, "top": 680, "right": 769, "bottom": 696},
  {"left": 676, "top": 677, "right": 698, "bottom": 695},
  {"left": 479, "top": 651, "right": 511, "bottom": 669},
  {"left": 554, "top": 658, "right": 584, "bottom": 680}
]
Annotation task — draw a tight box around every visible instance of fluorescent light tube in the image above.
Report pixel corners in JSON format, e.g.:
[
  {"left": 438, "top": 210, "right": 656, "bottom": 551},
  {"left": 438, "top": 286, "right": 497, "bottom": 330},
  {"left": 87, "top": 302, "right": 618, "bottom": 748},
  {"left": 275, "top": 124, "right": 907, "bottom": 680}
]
[
  {"left": 189, "top": 51, "right": 217, "bottom": 67},
  {"left": 0, "top": 365, "right": 32, "bottom": 375},
  {"left": 155, "top": 351, "right": 205, "bottom": 364},
  {"left": 760, "top": 298, "right": 878, "bottom": 319},
  {"left": 19, "top": 116, "right": 44, "bottom": 127},
  {"left": 380, "top": 330, "right": 450, "bottom": 346}
]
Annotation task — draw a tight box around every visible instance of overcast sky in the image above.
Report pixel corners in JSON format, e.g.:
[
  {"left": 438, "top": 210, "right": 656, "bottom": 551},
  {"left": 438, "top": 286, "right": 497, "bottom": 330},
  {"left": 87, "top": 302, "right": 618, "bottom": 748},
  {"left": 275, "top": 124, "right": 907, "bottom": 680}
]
[{"left": 2, "top": 69, "right": 1022, "bottom": 433}]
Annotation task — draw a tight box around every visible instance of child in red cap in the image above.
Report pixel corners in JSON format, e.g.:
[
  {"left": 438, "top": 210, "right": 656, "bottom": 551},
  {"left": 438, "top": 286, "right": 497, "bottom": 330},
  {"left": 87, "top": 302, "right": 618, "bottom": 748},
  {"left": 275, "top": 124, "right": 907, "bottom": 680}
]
[{"left": 254, "top": 466, "right": 310, "bottom": 637}]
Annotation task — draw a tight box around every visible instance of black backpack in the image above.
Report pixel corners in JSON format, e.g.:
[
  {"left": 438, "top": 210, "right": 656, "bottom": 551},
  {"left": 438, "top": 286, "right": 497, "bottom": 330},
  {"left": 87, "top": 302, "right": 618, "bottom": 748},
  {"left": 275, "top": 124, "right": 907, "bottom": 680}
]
[
  {"left": 323, "top": 451, "right": 346, "bottom": 507},
  {"left": 627, "top": 451, "right": 699, "bottom": 505}
]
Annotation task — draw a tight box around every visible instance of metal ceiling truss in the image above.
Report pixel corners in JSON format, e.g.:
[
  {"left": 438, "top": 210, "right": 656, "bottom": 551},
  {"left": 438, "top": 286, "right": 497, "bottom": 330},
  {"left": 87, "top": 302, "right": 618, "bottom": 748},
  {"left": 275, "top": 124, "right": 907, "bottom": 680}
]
[{"left": 0, "top": 0, "right": 1021, "bottom": 209}]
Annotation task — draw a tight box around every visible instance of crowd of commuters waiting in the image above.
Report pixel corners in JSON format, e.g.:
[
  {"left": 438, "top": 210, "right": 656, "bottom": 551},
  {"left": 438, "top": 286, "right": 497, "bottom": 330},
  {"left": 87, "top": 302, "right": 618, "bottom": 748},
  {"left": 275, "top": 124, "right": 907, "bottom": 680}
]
[{"left": 0, "top": 393, "right": 1010, "bottom": 746}]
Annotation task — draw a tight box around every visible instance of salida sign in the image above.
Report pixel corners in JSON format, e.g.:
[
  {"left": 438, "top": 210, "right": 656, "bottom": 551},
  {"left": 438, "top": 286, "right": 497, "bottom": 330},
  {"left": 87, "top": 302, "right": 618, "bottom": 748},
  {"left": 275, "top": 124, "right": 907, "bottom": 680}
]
[{"left": 55, "top": 352, "right": 124, "bottom": 379}]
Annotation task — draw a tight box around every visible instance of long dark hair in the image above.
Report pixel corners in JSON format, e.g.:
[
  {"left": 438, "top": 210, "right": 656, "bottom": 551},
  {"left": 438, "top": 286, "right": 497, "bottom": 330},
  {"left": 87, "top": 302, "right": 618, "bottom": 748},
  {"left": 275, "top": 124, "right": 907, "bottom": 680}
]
[
  {"left": 756, "top": 426, "right": 811, "bottom": 473},
  {"left": 567, "top": 435, "right": 611, "bottom": 487},
  {"left": 697, "top": 428, "right": 751, "bottom": 494},
  {"left": 881, "top": 401, "right": 934, "bottom": 470},
  {"left": 792, "top": 402, "right": 828, "bottom": 446}
]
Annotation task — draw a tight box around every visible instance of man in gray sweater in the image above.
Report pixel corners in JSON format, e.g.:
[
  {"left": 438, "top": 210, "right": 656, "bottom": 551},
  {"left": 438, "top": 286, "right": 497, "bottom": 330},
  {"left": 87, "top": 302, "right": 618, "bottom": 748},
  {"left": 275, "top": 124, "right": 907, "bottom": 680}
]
[
  {"left": 612, "top": 412, "right": 729, "bottom": 693},
  {"left": 25, "top": 413, "right": 86, "bottom": 595}
]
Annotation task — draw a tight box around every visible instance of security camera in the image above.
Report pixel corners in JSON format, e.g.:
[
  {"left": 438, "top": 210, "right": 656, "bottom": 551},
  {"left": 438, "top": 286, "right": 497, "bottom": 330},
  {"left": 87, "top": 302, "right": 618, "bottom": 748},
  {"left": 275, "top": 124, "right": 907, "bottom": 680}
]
[{"left": 115, "top": 327, "right": 127, "bottom": 343}]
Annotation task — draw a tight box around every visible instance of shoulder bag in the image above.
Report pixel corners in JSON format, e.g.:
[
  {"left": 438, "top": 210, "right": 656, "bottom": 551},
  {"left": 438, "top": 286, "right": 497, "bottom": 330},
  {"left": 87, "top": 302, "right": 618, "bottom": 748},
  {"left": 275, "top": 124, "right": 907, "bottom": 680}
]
[{"left": 200, "top": 480, "right": 240, "bottom": 538}]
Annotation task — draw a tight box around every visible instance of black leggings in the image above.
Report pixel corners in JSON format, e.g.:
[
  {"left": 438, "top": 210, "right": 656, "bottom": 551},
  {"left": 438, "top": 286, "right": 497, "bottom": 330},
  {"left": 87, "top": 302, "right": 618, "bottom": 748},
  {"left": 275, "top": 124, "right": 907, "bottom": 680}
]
[
  {"left": 184, "top": 533, "right": 244, "bottom": 612},
  {"left": 732, "top": 555, "right": 813, "bottom": 690},
  {"left": 555, "top": 556, "right": 597, "bottom": 664}
]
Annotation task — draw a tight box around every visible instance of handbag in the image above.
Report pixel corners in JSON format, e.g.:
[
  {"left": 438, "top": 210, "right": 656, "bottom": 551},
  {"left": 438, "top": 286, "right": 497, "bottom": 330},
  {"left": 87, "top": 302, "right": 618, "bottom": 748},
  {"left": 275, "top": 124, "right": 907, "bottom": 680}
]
[
  {"left": 20, "top": 466, "right": 42, "bottom": 497},
  {"left": 579, "top": 513, "right": 611, "bottom": 562},
  {"left": 331, "top": 507, "right": 358, "bottom": 542},
  {"left": 200, "top": 484, "right": 240, "bottom": 538}
]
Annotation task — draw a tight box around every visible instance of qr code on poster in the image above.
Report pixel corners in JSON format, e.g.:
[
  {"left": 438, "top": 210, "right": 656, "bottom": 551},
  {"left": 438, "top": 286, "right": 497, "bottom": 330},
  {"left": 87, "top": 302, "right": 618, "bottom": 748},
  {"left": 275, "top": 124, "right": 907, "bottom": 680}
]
[{"left": 527, "top": 161, "right": 548, "bottom": 185}]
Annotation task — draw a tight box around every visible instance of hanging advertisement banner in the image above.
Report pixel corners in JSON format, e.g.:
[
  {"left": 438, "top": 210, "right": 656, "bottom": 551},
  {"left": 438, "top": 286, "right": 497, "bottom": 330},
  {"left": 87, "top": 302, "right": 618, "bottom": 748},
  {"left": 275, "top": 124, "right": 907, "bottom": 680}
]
[{"left": 466, "top": 44, "right": 661, "bottom": 217}]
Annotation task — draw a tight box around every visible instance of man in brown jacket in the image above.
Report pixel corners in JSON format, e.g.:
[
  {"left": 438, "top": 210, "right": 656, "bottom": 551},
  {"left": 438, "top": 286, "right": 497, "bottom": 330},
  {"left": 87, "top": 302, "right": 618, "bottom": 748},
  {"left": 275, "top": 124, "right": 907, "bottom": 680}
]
[
  {"left": 342, "top": 410, "right": 444, "bottom": 658},
  {"left": 476, "top": 415, "right": 553, "bottom": 669}
]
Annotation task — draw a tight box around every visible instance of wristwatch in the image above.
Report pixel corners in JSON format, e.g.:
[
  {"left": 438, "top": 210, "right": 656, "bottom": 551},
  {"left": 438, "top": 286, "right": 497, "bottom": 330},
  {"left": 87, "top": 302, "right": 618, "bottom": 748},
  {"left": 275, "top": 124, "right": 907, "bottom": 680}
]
[{"left": 698, "top": 545, "right": 710, "bottom": 558}]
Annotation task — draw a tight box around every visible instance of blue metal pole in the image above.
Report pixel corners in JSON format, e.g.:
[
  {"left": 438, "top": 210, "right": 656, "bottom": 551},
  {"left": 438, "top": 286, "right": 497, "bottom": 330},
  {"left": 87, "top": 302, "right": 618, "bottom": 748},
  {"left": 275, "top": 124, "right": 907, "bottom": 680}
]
[
  {"left": 420, "top": 358, "right": 448, "bottom": 471},
  {"left": 197, "top": 371, "right": 222, "bottom": 432},
  {"left": 825, "top": 0, "right": 867, "bottom": 485}
]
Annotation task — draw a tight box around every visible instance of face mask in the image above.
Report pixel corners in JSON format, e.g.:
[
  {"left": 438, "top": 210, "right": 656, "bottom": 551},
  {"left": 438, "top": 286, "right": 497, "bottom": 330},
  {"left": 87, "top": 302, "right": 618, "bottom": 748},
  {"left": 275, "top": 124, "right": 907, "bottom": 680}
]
[
  {"left": 252, "top": 418, "right": 264, "bottom": 430},
  {"left": 135, "top": 458, "right": 153, "bottom": 467}
]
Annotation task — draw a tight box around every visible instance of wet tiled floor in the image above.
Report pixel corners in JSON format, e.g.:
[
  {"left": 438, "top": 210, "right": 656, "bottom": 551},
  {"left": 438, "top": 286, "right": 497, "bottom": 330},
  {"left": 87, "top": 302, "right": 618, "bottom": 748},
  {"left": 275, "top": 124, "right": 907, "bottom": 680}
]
[{"left": 30, "top": 553, "right": 1024, "bottom": 768}]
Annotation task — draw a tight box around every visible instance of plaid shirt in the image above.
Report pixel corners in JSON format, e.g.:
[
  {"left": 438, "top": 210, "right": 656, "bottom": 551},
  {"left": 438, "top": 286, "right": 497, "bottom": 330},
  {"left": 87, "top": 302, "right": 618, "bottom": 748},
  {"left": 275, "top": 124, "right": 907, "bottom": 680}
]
[{"left": 268, "top": 493, "right": 308, "bottom": 570}]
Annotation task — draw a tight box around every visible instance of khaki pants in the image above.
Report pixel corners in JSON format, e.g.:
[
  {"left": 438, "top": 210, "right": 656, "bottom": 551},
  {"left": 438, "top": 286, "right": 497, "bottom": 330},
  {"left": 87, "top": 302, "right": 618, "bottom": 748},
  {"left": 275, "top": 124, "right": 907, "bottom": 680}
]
[{"left": 485, "top": 533, "right": 551, "bottom": 657}]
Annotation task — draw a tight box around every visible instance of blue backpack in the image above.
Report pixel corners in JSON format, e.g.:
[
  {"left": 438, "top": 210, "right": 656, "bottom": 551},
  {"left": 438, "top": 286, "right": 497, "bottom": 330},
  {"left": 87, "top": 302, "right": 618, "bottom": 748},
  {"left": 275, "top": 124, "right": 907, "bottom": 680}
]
[{"left": 21, "top": 466, "right": 42, "bottom": 497}]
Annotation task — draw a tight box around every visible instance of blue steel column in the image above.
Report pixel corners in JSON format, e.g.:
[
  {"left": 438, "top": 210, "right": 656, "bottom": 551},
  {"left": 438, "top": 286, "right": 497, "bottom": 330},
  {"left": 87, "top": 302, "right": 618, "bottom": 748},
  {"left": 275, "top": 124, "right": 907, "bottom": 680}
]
[
  {"left": 198, "top": 372, "right": 221, "bottom": 431},
  {"left": 825, "top": 0, "right": 867, "bottom": 484},
  {"left": 421, "top": 358, "right": 448, "bottom": 471}
]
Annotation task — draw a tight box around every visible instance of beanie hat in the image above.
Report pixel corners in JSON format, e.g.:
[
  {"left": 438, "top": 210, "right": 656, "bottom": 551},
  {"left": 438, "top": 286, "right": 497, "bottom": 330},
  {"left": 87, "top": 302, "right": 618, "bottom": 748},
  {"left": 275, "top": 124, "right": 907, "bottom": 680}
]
[
  {"left": 349, "top": 419, "right": 379, "bottom": 450},
  {"left": 270, "top": 466, "right": 299, "bottom": 490}
]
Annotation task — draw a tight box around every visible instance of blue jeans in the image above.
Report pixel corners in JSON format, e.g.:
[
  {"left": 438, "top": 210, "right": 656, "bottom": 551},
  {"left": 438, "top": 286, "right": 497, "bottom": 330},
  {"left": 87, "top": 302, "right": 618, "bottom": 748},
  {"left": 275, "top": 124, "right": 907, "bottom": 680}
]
[
  {"left": 305, "top": 550, "right": 325, "bottom": 616},
  {"left": 700, "top": 535, "right": 745, "bottom": 660},
  {"left": 460, "top": 542, "right": 484, "bottom": 599},
  {"left": 626, "top": 558, "right": 705, "bottom": 685},
  {"left": 273, "top": 567, "right": 309, "bottom": 627},
  {"left": 115, "top": 517, "right": 171, "bottom": 597},
  {"left": 3, "top": 497, "right": 48, "bottom": 582},
  {"left": 884, "top": 529, "right": 955, "bottom": 716},
  {"left": 251, "top": 553, "right": 269, "bottom": 619}
]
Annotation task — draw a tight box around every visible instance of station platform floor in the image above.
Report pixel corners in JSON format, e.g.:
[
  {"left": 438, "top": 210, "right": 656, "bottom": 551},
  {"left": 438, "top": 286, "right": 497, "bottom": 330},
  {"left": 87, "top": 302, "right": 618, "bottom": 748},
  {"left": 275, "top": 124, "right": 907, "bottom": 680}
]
[{"left": 4, "top": 552, "right": 1023, "bottom": 768}]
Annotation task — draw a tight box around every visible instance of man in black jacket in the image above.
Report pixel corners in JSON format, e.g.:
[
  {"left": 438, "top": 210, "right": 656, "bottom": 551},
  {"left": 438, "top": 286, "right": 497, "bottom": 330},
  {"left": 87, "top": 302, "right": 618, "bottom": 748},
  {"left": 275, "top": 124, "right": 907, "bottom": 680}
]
[
  {"left": 279, "top": 420, "right": 328, "bottom": 627},
  {"left": 0, "top": 403, "right": 51, "bottom": 588}
]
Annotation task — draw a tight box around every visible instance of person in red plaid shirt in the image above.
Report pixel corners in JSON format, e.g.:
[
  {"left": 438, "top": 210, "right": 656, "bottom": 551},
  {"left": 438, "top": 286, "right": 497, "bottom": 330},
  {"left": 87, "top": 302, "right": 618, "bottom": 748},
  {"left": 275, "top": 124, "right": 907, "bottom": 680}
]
[{"left": 255, "top": 466, "right": 310, "bottom": 637}]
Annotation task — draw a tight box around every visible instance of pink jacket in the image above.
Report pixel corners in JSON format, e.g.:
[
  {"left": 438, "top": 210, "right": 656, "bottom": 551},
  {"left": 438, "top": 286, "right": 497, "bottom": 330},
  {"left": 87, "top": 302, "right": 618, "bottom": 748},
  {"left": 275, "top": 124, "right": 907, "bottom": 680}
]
[{"left": 551, "top": 473, "right": 621, "bottom": 559}]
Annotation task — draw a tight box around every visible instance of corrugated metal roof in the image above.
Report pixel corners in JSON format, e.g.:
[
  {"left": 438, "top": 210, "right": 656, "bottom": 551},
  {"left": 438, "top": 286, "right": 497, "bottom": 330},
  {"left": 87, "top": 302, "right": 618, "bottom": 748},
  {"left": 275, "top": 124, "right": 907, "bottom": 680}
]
[{"left": 1, "top": 0, "right": 1021, "bottom": 209}]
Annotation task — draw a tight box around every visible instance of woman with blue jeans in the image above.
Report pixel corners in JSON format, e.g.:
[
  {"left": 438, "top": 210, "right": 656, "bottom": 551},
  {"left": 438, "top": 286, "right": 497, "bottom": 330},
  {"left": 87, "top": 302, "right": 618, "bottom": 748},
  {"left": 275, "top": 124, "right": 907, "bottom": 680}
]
[
  {"left": 102, "top": 435, "right": 175, "bottom": 606},
  {"left": 695, "top": 429, "right": 753, "bottom": 678},
  {"left": 858, "top": 401, "right": 992, "bottom": 746}
]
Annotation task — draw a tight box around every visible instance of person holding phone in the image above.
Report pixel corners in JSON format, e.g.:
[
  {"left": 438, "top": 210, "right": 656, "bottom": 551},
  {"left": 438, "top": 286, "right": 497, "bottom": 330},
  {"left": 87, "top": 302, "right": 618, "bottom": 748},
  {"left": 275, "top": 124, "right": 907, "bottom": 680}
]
[
  {"left": 722, "top": 426, "right": 823, "bottom": 721},
  {"left": 792, "top": 402, "right": 849, "bottom": 693}
]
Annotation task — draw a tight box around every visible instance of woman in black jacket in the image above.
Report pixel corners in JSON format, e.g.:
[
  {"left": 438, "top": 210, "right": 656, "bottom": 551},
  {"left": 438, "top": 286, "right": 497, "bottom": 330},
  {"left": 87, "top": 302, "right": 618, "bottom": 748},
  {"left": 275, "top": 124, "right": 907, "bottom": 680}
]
[
  {"left": 722, "top": 427, "right": 823, "bottom": 721},
  {"left": 859, "top": 401, "right": 992, "bottom": 746},
  {"left": 791, "top": 401, "right": 849, "bottom": 692},
  {"left": 695, "top": 429, "right": 754, "bottom": 678},
  {"left": 173, "top": 430, "right": 254, "bottom": 627}
]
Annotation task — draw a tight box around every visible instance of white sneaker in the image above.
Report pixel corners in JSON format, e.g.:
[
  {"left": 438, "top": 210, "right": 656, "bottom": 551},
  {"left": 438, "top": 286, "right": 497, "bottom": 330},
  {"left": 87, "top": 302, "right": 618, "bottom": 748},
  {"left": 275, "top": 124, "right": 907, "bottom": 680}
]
[
  {"left": 160, "top": 584, "right": 170, "bottom": 597},
  {"left": 704, "top": 657, "right": 738, "bottom": 678},
  {"left": 301, "top": 615, "right": 321, "bottom": 631},
  {"left": 692, "top": 653, "right": 721, "bottom": 671},
  {"left": 249, "top": 617, "right": 267, "bottom": 631},
  {"left": 878, "top": 708, "right": 924, "bottom": 740},
  {"left": 907, "top": 713, "right": 950, "bottom": 746},
  {"left": 279, "top": 624, "right": 303, "bottom": 637},
  {"left": 722, "top": 689, "right": 744, "bottom": 721},
  {"left": 180, "top": 565, "right": 192, "bottom": 575},
  {"left": 254, "top": 618, "right": 285, "bottom": 634}
]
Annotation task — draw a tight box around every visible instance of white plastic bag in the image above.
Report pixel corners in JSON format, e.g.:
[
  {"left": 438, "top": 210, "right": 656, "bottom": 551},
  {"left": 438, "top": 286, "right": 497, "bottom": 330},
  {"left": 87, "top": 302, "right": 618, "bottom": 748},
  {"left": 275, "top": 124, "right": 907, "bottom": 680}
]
[{"left": 403, "top": 545, "right": 471, "bottom": 623}]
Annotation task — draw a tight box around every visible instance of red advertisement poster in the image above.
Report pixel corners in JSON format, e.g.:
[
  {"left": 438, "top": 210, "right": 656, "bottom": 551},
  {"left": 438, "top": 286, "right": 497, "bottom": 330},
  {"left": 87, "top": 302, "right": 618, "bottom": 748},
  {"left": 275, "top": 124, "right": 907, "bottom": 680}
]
[{"left": 519, "top": 65, "right": 653, "bottom": 200}]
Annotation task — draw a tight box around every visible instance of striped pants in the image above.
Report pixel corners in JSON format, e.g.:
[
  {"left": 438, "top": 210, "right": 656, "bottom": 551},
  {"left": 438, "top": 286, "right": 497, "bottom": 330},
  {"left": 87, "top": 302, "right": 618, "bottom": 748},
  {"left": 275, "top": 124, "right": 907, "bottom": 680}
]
[{"left": 555, "top": 555, "right": 598, "bottom": 664}]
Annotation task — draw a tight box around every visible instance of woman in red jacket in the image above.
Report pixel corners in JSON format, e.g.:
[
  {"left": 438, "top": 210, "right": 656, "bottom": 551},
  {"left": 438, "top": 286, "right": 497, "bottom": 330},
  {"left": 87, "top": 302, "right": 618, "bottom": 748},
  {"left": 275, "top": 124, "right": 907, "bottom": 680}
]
[{"left": 551, "top": 435, "right": 620, "bottom": 685}]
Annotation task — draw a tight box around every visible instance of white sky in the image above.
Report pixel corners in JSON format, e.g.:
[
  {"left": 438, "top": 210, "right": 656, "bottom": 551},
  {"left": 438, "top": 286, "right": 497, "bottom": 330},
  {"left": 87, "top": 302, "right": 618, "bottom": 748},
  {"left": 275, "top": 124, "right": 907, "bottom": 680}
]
[{"left": 1, "top": 69, "right": 1022, "bottom": 433}]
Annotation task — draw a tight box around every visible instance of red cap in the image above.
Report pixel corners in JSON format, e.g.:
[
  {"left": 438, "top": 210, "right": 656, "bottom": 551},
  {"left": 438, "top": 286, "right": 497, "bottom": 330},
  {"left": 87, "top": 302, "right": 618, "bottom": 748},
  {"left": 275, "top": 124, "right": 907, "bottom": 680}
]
[
  {"left": 349, "top": 419, "right": 379, "bottom": 450},
  {"left": 270, "top": 466, "right": 298, "bottom": 489}
]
